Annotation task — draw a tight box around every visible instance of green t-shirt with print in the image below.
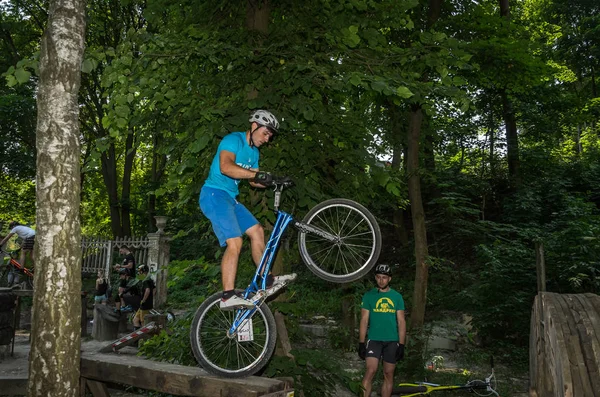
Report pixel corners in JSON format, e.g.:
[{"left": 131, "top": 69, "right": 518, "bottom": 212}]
[{"left": 361, "top": 288, "right": 405, "bottom": 342}]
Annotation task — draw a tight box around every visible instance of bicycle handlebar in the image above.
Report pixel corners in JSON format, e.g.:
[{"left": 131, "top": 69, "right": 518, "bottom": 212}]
[{"left": 251, "top": 174, "right": 294, "bottom": 188}]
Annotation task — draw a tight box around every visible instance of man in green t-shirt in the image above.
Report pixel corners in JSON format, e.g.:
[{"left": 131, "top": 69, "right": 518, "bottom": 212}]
[{"left": 358, "top": 264, "right": 406, "bottom": 397}]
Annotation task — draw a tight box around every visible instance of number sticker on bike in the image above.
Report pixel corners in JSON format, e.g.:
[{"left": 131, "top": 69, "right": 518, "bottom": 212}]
[{"left": 237, "top": 318, "right": 254, "bottom": 342}]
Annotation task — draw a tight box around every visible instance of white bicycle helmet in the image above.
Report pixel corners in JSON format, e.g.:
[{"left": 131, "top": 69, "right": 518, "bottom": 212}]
[{"left": 249, "top": 109, "right": 280, "bottom": 133}]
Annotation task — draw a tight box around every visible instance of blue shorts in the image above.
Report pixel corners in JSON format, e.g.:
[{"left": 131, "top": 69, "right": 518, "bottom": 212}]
[{"left": 199, "top": 186, "right": 259, "bottom": 247}]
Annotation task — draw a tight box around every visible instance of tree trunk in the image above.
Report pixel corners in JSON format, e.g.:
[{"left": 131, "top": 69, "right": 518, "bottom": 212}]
[
  {"left": 499, "top": 0, "right": 521, "bottom": 187},
  {"left": 499, "top": 0, "right": 510, "bottom": 18},
  {"left": 121, "top": 131, "right": 136, "bottom": 237},
  {"left": 100, "top": 146, "right": 122, "bottom": 237},
  {"left": 246, "top": 0, "right": 270, "bottom": 34},
  {"left": 29, "top": 0, "right": 86, "bottom": 395},
  {"left": 407, "top": 105, "right": 429, "bottom": 330},
  {"left": 389, "top": 101, "right": 409, "bottom": 247},
  {"left": 502, "top": 91, "right": 520, "bottom": 185}
]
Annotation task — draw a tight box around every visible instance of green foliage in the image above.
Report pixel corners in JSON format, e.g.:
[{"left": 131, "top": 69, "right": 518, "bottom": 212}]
[
  {"left": 138, "top": 313, "right": 195, "bottom": 366},
  {"left": 166, "top": 258, "right": 221, "bottom": 308},
  {"left": 263, "top": 349, "right": 362, "bottom": 396}
]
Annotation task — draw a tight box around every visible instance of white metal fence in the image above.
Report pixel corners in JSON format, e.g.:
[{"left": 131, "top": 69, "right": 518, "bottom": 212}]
[{"left": 81, "top": 236, "right": 151, "bottom": 276}]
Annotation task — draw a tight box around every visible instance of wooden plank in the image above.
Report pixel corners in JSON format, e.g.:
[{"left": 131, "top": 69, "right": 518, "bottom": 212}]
[
  {"left": 535, "top": 293, "right": 554, "bottom": 396},
  {"left": 260, "top": 390, "right": 295, "bottom": 397},
  {"left": 80, "top": 351, "right": 286, "bottom": 397},
  {"left": 571, "top": 294, "right": 600, "bottom": 396},
  {"left": 86, "top": 379, "right": 111, "bottom": 397},
  {"left": 530, "top": 295, "right": 550, "bottom": 396},
  {"left": 0, "top": 375, "right": 28, "bottom": 395},
  {"left": 554, "top": 294, "right": 592, "bottom": 396},
  {"left": 543, "top": 293, "right": 573, "bottom": 397}
]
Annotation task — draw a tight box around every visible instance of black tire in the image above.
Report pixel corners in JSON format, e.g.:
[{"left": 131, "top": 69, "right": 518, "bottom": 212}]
[
  {"left": 190, "top": 291, "right": 277, "bottom": 378},
  {"left": 0, "top": 266, "right": 12, "bottom": 288},
  {"left": 298, "top": 198, "right": 382, "bottom": 283}
]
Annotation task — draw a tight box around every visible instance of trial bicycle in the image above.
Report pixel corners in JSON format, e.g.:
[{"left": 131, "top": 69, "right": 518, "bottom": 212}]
[
  {"left": 392, "top": 358, "right": 500, "bottom": 396},
  {"left": 0, "top": 249, "right": 34, "bottom": 289},
  {"left": 190, "top": 177, "right": 382, "bottom": 377}
]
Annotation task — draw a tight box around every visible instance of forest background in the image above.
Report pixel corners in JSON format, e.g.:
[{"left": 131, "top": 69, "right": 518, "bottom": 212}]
[{"left": 1, "top": 0, "right": 599, "bottom": 394}]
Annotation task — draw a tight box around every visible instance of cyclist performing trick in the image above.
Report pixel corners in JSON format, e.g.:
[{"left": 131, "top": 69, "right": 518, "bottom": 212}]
[
  {"left": 199, "top": 109, "right": 295, "bottom": 310},
  {"left": 0, "top": 221, "right": 36, "bottom": 268},
  {"left": 359, "top": 264, "right": 406, "bottom": 397}
]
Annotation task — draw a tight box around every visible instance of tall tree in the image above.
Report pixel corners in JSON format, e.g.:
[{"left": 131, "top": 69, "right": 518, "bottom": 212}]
[
  {"left": 407, "top": 0, "right": 445, "bottom": 333},
  {"left": 499, "top": 0, "right": 521, "bottom": 186},
  {"left": 28, "top": 0, "right": 85, "bottom": 395}
]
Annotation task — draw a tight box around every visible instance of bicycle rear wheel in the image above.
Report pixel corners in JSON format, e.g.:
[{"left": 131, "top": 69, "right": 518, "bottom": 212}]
[
  {"left": 190, "top": 291, "right": 277, "bottom": 378},
  {"left": 298, "top": 198, "right": 382, "bottom": 283}
]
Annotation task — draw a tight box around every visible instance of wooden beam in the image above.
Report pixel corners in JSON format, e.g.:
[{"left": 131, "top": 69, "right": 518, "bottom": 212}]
[
  {"left": 85, "top": 379, "right": 111, "bottom": 397},
  {"left": 80, "top": 351, "right": 288, "bottom": 397},
  {"left": 0, "top": 375, "right": 28, "bottom": 395}
]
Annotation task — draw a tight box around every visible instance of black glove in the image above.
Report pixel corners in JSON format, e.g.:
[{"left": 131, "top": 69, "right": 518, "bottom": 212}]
[
  {"left": 395, "top": 343, "right": 405, "bottom": 361},
  {"left": 358, "top": 342, "right": 366, "bottom": 360},
  {"left": 254, "top": 171, "right": 273, "bottom": 186}
]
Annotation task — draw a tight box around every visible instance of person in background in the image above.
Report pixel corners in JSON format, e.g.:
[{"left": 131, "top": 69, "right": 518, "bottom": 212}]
[
  {"left": 114, "top": 246, "right": 136, "bottom": 278},
  {"left": 94, "top": 270, "right": 108, "bottom": 305},
  {"left": 0, "top": 221, "right": 36, "bottom": 267},
  {"left": 132, "top": 264, "right": 155, "bottom": 330},
  {"left": 358, "top": 264, "right": 406, "bottom": 397}
]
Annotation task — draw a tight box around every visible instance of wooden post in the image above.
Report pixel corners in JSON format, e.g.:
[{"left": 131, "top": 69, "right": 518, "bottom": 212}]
[
  {"left": 274, "top": 311, "right": 294, "bottom": 359},
  {"left": 147, "top": 217, "right": 170, "bottom": 309},
  {"left": 91, "top": 305, "right": 120, "bottom": 341},
  {"left": 81, "top": 292, "right": 88, "bottom": 337},
  {"left": 535, "top": 242, "right": 546, "bottom": 293}
]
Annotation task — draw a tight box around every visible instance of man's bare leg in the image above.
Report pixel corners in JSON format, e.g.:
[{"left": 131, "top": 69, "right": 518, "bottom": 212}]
[
  {"left": 222, "top": 237, "right": 243, "bottom": 291},
  {"left": 381, "top": 361, "right": 396, "bottom": 397},
  {"left": 245, "top": 224, "right": 265, "bottom": 268},
  {"left": 361, "top": 357, "right": 379, "bottom": 397}
]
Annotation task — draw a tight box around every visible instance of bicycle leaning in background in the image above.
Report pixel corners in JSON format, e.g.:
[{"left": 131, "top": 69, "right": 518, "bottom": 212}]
[
  {"left": 190, "top": 176, "right": 382, "bottom": 377},
  {"left": 392, "top": 357, "right": 500, "bottom": 396},
  {"left": 0, "top": 249, "right": 34, "bottom": 289}
]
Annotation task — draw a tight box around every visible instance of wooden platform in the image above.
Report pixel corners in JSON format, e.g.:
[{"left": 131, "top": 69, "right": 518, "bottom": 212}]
[
  {"left": 530, "top": 292, "right": 600, "bottom": 397},
  {"left": 0, "top": 338, "right": 293, "bottom": 397},
  {"left": 80, "top": 349, "right": 292, "bottom": 396}
]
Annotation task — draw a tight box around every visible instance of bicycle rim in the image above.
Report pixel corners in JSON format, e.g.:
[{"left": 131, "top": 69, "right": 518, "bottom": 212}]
[
  {"left": 298, "top": 198, "right": 381, "bottom": 283},
  {"left": 190, "top": 292, "right": 276, "bottom": 377}
]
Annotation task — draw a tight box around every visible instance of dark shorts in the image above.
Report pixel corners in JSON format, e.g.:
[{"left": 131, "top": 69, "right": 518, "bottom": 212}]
[
  {"left": 123, "top": 294, "right": 141, "bottom": 311},
  {"left": 365, "top": 340, "right": 399, "bottom": 364},
  {"left": 22, "top": 237, "right": 35, "bottom": 251}
]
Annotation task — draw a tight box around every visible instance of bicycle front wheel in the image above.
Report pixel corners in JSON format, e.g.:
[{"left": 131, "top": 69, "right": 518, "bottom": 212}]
[
  {"left": 190, "top": 291, "right": 277, "bottom": 378},
  {"left": 298, "top": 198, "right": 382, "bottom": 283}
]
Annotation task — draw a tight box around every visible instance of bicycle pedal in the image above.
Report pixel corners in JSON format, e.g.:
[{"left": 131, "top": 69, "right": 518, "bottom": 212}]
[{"left": 251, "top": 290, "right": 267, "bottom": 305}]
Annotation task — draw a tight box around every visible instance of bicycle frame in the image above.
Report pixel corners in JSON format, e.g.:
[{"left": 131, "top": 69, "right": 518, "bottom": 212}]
[
  {"left": 228, "top": 185, "right": 335, "bottom": 337},
  {"left": 1, "top": 250, "right": 34, "bottom": 278}
]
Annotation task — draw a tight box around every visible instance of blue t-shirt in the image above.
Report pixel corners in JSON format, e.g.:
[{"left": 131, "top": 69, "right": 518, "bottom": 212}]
[{"left": 203, "top": 132, "right": 259, "bottom": 198}]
